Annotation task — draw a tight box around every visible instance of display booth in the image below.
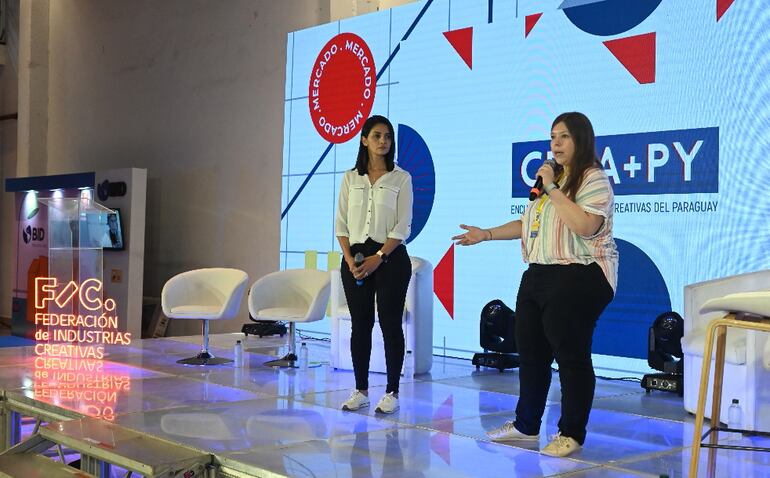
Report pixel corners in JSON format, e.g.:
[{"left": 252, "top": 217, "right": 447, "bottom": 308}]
[{"left": 5, "top": 169, "right": 147, "bottom": 341}]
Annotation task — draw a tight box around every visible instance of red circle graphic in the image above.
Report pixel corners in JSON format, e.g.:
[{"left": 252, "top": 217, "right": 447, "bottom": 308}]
[{"left": 308, "top": 33, "right": 376, "bottom": 144}]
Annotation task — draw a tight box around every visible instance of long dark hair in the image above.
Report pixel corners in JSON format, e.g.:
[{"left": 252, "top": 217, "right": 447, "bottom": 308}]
[
  {"left": 552, "top": 112, "right": 601, "bottom": 200},
  {"left": 353, "top": 115, "right": 396, "bottom": 176}
]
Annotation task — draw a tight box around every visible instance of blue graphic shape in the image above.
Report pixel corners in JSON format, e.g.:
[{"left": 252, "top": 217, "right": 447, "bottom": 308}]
[
  {"left": 397, "top": 124, "right": 435, "bottom": 244},
  {"left": 559, "top": 0, "right": 612, "bottom": 7},
  {"left": 561, "top": 0, "right": 662, "bottom": 37},
  {"left": 512, "top": 127, "right": 719, "bottom": 197},
  {"left": 594, "top": 238, "right": 672, "bottom": 359}
]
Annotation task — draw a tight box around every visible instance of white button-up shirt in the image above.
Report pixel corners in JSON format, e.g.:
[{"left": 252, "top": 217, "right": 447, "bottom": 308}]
[{"left": 335, "top": 165, "right": 413, "bottom": 245}]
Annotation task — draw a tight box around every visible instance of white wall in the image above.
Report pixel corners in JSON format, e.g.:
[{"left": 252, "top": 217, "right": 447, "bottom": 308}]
[
  {"left": 330, "top": 0, "right": 418, "bottom": 20},
  {"left": 96, "top": 168, "right": 147, "bottom": 339},
  {"left": 1, "top": 0, "right": 332, "bottom": 335},
  {"left": 0, "top": 64, "right": 19, "bottom": 321}
]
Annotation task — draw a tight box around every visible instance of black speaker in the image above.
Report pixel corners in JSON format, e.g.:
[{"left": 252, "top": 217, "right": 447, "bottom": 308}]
[
  {"left": 479, "top": 299, "right": 517, "bottom": 353},
  {"left": 97, "top": 180, "right": 127, "bottom": 201}
]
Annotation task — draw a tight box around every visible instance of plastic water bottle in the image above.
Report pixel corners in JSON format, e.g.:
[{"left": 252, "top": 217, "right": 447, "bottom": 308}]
[
  {"left": 402, "top": 350, "right": 414, "bottom": 378},
  {"left": 728, "top": 398, "right": 742, "bottom": 440},
  {"left": 298, "top": 342, "right": 309, "bottom": 370},
  {"left": 234, "top": 340, "right": 243, "bottom": 368}
]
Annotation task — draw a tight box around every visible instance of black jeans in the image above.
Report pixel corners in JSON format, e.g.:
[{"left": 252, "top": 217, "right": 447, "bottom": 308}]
[
  {"left": 340, "top": 238, "right": 411, "bottom": 394},
  {"left": 513, "top": 262, "right": 614, "bottom": 445}
]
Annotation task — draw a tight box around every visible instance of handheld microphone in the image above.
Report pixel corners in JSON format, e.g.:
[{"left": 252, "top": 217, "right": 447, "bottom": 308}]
[
  {"left": 529, "top": 159, "right": 559, "bottom": 200},
  {"left": 354, "top": 252, "right": 365, "bottom": 286}
]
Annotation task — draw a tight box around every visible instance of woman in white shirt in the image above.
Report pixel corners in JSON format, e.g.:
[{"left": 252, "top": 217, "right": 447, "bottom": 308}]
[{"left": 335, "top": 115, "right": 413, "bottom": 414}]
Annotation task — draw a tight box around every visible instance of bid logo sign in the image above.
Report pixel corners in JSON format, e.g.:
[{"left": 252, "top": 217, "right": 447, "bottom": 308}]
[{"left": 23, "top": 225, "right": 45, "bottom": 244}]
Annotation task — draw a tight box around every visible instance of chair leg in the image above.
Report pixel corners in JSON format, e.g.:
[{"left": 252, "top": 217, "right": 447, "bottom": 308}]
[
  {"left": 264, "top": 322, "right": 298, "bottom": 368},
  {"left": 710, "top": 324, "right": 728, "bottom": 438},
  {"left": 288, "top": 322, "right": 296, "bottom": 356},
  {"left": 690, "top": 318, "right": 720, "bottom": 477},
  {"left": 704, "top": 323, "right": 728, "bottom": 477},
  {"left": 176, "top": 319, "right": 233, "bottom": 365},
  {"left": 202, "top": 319, "right": 210, "bottom": 354}
]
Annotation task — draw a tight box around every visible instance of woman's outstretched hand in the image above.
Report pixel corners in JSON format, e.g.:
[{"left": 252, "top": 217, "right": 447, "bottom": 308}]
[{"left": 452, "top": 224, "right": 488, "bottom": 246}]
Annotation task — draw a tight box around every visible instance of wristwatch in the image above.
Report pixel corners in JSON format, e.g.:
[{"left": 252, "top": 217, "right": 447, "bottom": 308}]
[
  {"left": 376, "top": 250, "right": 389, "bottom": 263},
  {"left": 544, "top": 182, "right": 560, "bottom": 195}
]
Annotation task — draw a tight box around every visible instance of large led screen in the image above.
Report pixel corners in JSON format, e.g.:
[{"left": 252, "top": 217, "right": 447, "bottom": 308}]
[{"left": 280, "top": 0, "right": 769, "bottom": 361}]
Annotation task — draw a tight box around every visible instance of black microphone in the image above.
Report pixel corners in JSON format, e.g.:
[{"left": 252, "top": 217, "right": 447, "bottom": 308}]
[
  {"left": 354, "top": 252, "right": 365, "bottom": 286},
  {"left": 529, "top": 159, "right": 559, "bottom": 200}
]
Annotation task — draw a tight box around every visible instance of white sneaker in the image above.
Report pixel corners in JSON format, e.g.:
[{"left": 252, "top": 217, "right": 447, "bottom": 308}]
[
  {"left": 486, "top": 420, "right": 539, "bottom": 442},
  {"left": 341, "top": 391, "right": 370, "bottom": 411},
  {"left": 375, "top": 392, "right": 399, "bottom": 414},
  {"left": 541, "top": 432, "right": 581, "bottom": 457}
]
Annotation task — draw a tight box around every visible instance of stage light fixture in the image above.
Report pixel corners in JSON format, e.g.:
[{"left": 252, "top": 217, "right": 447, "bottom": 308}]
[
  {"left": 641, "top": 311, "right": 684, "bottom": 395},
  {"left": 472, "top": 299, "right": 519, "bottom": 372}
]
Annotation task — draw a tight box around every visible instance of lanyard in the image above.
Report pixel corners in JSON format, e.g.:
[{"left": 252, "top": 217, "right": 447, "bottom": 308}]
[
  {"left": 530, "top": 195, "right": 549, "bottom": 235},
  {"left": 530, "top": 173, "right": 563, "bottom": 236},
  {"left": 525, "top": 194, "right": 548, "bottom": 259}
]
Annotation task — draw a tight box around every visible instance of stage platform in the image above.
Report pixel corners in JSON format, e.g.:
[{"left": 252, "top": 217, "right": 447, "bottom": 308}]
[{"left": 1, "top": 333, "right": 769, "bottom": 477}]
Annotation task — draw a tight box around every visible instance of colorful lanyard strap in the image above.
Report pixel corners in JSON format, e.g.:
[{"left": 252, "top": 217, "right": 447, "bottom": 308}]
[{"left": 530, "top": 194, "right": 549, "bottom": 237}]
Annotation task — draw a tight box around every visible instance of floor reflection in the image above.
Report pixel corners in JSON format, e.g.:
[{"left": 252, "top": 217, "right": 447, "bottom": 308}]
[{"left": 3, "top": 333, "right": 770, "bottom": 477}]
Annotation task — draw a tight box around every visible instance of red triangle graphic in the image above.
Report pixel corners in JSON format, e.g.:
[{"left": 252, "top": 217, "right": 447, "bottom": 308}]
[
  {"left": 430, "top": 432, "right": 451, "bottom": 465},
  {"left": 603, "top": 32, "right": 656, "bottom": 84},
  {"left": 429, "top": 396, "right": 454, "bottom": 465},
  {"left": 717, "top": 0, "right": 736, "bottom": 21},
  {"left": 434, "top": 244, "right": 455, "bottom": 319},
  {"left": 432, "top": 395, "right": 454, "bottom": 426},
  {"left": 525, "top": 13, "right": 543, "bottom": 38},
  {"left": 443, "top": 27, "right": 473, "bottom": 69}
]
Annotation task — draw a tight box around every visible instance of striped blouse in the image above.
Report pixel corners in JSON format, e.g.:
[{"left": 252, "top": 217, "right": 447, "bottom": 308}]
[{"left": 520, "top": 167, "right": 619, "bottom": 292}]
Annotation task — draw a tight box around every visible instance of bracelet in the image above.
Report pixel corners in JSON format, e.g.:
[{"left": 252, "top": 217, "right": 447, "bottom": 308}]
[
  {"left": 485, "top": 229, "right": 493, "bottom": 241},
  {"left": 544, "top": 182, "right": 559, "bottom": 195}
]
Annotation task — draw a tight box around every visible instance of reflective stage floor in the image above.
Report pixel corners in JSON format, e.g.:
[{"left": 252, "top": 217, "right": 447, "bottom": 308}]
[{"left": 2, "top": 333, "right": 769, "bottom": 477}]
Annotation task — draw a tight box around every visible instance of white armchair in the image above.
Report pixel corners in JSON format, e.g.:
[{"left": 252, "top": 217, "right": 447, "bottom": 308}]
[
  {"left": 330, "top": 256, "right": 433, "bottom": 375},
  {"left": 161, "top": 268, "right": 249, "bottom": 365},
  {"left": 248, "top": 269, "right": 331, "bottom": 367},
  {"left": 765, "top": 336, "right": 770, "bottom": 371},
  {"left": 682, "top": 269, "right": 770, "bottom": 430}
]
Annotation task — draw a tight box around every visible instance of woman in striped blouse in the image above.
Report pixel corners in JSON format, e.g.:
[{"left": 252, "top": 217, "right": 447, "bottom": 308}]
[{"left": 452, "top": 112, "right": 618, "bottom": 458}]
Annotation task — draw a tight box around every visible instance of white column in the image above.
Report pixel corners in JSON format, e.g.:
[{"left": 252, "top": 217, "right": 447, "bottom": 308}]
[{"left": 16, "top": 0, "right": 49, "bottom": 177}]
